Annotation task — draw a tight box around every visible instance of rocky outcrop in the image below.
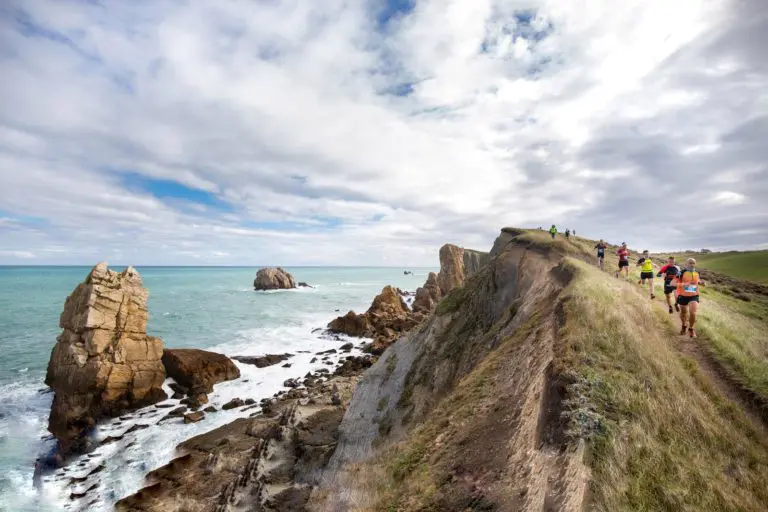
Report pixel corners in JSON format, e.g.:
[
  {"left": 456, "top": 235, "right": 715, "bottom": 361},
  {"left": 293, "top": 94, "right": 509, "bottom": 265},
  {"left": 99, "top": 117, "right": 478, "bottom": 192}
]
[
  {"left": 412, "top": 272, "right": 441, "bottom": 313},
  {"left": 327, "top": 286, "right": 423, "bottom": 355},
  {"left": 45, "top": 263, "right": 167, "bottom": 455},
  {"left": 328, "top": 311, "right": 370, "bottom": 337},
  {"left": 115, "top": 376, "right": 361, "bottom": 512},
  {"left": 161, "top": 349, "right": 240, "bottom": 399},
  {"left": 232, "top": 353, "right": 294, "bottom": 368},
  {"left": 253, "top": 267, "right": 296, "bottom": 290},
  {"left": 436, "top": 244, "right": 489, "bottom": 295}
]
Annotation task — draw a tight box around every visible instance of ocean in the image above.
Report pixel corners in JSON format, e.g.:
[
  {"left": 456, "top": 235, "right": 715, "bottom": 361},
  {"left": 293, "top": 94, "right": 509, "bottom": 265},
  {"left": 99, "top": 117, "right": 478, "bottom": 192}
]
[{"left": 0, "top": 266, "right": 432, "bottom": 512}]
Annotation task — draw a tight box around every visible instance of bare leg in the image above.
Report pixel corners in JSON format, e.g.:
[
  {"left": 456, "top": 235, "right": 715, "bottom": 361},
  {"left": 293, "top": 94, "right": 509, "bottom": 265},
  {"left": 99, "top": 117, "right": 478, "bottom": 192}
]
[
  {"left": 648, "top": 277, "right": 654, "bottom": 298},
  {"left": 688, "top": 301, "right": 699, "bottom": 337},
  {"left": 679, "top": 304, "right": 688, "bottom": 334}
]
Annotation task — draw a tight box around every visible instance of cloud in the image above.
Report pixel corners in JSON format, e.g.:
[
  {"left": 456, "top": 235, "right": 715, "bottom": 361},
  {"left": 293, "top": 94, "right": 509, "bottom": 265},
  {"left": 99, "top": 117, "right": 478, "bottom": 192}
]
[{"left": 0, "top": 0, "right": 766, "bottom": 265}]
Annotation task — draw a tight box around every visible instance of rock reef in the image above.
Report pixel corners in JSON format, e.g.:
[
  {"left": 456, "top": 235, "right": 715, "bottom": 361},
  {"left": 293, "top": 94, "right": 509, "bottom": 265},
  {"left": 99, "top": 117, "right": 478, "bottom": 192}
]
[
  {"left": 327, "top": 285, "right": 422, "bottom": 354},
  {"left": 45, "top": 263, "right": 167, "bottom": 455},
  {"left": 253, "top": 267, "right": 296, "bottom": 290}
]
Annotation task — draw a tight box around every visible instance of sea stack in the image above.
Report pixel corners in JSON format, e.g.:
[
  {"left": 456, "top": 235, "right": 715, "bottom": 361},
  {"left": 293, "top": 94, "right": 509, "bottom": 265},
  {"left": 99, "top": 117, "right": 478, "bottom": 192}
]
[
  {"left": 45, "top": 263, "right": 167, "bottom": 455},
  {"left": 253, "top": 267, "right": 297, "bottom": 290}
]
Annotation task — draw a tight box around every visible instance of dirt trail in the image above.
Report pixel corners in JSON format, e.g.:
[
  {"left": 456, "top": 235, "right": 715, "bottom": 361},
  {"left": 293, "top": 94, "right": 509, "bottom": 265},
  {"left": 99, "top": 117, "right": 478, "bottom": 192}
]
[
  {"left": 593, "top": 253, "right": 768, "bottom": 437},
  {"left": 675, "top": 332, "right": 768, "bottom": 436}
]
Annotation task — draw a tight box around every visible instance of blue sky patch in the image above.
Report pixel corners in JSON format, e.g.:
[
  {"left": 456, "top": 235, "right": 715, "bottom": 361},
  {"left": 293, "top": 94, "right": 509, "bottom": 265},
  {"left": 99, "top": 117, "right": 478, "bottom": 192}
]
[
  {"left": 376, "top": 0, "right": 416, "bottom": 29},
  {"left": 241, "top": 215, "right": 342, "bottom": 232},
  {"left": 120, "top": 172, "right": 233, "bottom": 212}
]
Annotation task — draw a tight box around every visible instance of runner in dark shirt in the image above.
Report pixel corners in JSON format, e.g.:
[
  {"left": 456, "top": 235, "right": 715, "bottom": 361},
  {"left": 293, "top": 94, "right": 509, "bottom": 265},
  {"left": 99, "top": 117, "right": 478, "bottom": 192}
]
[
  {"left": 657, "top": 256, "right": 681, "bottom": 314},
  {"left": 594, "top": 239, "right": 607, "bottom": 270}
]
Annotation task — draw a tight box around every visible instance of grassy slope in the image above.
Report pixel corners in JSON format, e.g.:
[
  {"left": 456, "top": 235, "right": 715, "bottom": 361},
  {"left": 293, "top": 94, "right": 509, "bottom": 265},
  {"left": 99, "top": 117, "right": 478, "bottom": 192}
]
[
  {"left": 575, "top": 235, "right": 768, "bottom": 405},
  {"left": 559, "top": 259, "right": 768, "bottom": 511},
  {"left": 371, "top": 231, "right": 768, "bottom": 511}
]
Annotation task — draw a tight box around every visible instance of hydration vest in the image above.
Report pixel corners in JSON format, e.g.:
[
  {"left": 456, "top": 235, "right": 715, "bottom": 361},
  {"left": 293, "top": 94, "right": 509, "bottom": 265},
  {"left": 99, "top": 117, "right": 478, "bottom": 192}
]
[{"left": 676, "top": 269, "right": 700, "bottom": 297}]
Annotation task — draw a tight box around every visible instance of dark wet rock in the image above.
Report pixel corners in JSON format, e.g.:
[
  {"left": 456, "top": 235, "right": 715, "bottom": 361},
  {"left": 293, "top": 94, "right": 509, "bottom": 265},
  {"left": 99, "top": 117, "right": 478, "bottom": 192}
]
[
  {"left": 162, "top": 349, "right": 240, "bottom": 396},
  {"left": 232, "top": 353, "right": 293, "bottom": 368},
  {"left": 334, "top": 356, "right": 373, "bottom": 377},
  {"left": 298, "top": 282, "right": 313, "bottom": 288},
  {"left": 283, "top": 378, "right": 299, "bottom": 388},
  {"left": 183, "top": 411, "right": 205, "bottom": 424},
  {"left": 316, "top": 349, "right": 337, "bottom": 355},
  {"left": 282, "top": 363, "right": 292, "bottom": 368},
  {"left": 340, "top": 343, "right": 354, "bottom": 352},
  {"left": 203, "top": 406, "right": 217, "bottom": 413},
  {"left": 222, "top": 398, "right": 245, "bottom": 410},
  {"left": 124, "top": 424, "right": 150, "bottom": 435},
  {"left": 170, "top": 392, "right": 184, "bottom": 400},
  {"left": 154, "top": 403, "right": 175, "bottom": 409},
  {"left": 310, "top": 357, "right": 318, "bottom": 363},
  {"left": 168, "top": 383, "right": 188, "bottom": 396},
  {"left": 244, "top": 398, "right": 256, "bottom": 406}
]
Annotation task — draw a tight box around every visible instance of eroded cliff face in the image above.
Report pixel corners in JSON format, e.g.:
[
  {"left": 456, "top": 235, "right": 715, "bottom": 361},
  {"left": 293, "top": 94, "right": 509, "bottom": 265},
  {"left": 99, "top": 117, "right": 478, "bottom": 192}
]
[
  {"left": 310, "top": 230, "right": 587, "bottom": 511},
  {"left": 45, "top": 263, "right": 167, "bottom": 454}
]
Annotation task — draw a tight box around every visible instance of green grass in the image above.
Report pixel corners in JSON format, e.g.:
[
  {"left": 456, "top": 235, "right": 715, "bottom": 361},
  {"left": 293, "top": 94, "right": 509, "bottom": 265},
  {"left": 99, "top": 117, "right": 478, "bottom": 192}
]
[
  {"left": 695, "top": 288, "right": 768, "bottom": 401},
  {"left": 558, "top": 259, "right": 768, "bottom": 511},
  {"left": 676, "top": 251, "right": 768, "bottom": 284}
]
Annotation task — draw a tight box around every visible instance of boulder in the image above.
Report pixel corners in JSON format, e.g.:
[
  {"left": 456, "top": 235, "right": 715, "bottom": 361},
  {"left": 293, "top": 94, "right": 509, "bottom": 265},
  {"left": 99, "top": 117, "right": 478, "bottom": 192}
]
[
  {"left": 327, "top": 311, "right": 369, "bottom": 337},
  {"left": 45, "top": 263, "right": 167, "bottom": 455},
  {"left": 254, "top": 267, "right": 296, "bottom": 291},
  {"left": 162, "top": 349, "right": 240, "bottom": 396},
  {"left": 232, "top": 354, "right": 293, "bottom": 368},
  {"left": 222, "top": 398, "right": 245, "bottom": 410},
  {"left": 184, "top": 411, "right": 205, "bottom": 424}
]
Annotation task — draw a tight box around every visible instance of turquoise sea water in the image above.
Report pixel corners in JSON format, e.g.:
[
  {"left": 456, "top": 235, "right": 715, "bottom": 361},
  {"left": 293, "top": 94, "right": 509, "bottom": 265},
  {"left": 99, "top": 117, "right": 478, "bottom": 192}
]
[{"left": 0, "top": 266, "right": 432, "bottom": 511}]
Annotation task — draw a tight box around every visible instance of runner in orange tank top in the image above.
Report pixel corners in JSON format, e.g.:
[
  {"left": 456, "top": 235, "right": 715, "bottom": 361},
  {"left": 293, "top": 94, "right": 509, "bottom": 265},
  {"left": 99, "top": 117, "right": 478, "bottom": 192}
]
[{"left": 672, "top": 258, "right": 705, "bottom": 338}]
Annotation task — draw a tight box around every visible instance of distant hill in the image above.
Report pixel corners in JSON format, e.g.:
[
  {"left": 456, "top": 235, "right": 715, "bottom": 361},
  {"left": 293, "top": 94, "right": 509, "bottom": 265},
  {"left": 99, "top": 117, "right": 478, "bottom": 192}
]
[{"left": 673, "top": 250, "right": 768, "bottom": 285}]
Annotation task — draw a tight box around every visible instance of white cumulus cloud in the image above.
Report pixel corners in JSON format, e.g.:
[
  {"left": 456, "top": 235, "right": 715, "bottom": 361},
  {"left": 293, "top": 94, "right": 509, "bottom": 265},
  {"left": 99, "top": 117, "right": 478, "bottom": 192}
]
[{"left": 0, "top": 0, "right": 766, "bottom": 264}]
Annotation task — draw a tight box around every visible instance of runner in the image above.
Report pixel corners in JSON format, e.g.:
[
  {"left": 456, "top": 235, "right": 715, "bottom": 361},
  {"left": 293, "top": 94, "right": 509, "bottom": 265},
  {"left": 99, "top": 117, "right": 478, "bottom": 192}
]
[
  {"left": 565, "top": 228, "right": 571, "bottom": 240},
  {"left": 594, "top": 239, "right": 607, "bottom": 270},
  {"left": 674, "top": 258, "right": 704, "bottom": 338},
  {"left": 657, "top": 256, "right": 681, "bottom": 314},
  {"left": 635, "top": 250, "right": 656, "bottom": 299},
  {"left": 615, "top": 242, "right": 630, "bottom": 279},
  {"left": 549, "top": 225, "right": 557, "bottom": 239}
]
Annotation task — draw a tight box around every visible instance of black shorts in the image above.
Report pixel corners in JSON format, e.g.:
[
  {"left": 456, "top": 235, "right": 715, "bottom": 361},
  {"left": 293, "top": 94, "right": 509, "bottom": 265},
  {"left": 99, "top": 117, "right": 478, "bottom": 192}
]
[
  {"left": 676, "top": 295, "right": 699, "bottom": 306},
  {"left": 664, "top": 285, "right": 676, "bottom": 295},
  {"left": 597, "top": 253, "right": 605, "bottom": 259},
  {"left": 640, "top": 271, "right": 654, "bottom": 280},
  {"left": 618, "top": 260, "right": 629, "bottom": 268}
]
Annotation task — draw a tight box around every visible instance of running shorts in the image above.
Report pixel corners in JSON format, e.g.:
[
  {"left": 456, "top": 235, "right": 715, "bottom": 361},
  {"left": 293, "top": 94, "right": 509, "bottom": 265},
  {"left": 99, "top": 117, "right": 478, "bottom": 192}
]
[
  {"left": 676, "top": 295, "right": 699, "bottom": 306},
  {"left": 664, "top": 285, "right": 676, "bottom": 295},
  {"left": 618, "top": 260, "right": 629, "bottom": 268},
  {"left": 640, "top": 271, "right": 654, "bottom": 280}
]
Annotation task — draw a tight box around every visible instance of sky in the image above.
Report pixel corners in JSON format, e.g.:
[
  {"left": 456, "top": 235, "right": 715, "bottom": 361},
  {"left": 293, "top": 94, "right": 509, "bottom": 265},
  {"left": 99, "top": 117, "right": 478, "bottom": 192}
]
[{"left": 0, "top": 0, "right": 766, "bottom": 266}]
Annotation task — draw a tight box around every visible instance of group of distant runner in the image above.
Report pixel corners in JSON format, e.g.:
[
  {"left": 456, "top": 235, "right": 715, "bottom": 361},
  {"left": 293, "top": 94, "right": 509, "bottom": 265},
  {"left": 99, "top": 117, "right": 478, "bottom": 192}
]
[
  {"left": 596, "top": 239, "right": 703, "bottom": 339},
  {"left": 544, "top": 225, "right": 703, "bottom": 339}
]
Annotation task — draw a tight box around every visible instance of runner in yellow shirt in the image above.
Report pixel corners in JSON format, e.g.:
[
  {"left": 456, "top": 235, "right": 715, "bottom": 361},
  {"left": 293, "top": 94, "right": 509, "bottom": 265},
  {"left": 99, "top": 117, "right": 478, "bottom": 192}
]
[{"left": 635, "top": 250, "right": 656, "bottom": 299}]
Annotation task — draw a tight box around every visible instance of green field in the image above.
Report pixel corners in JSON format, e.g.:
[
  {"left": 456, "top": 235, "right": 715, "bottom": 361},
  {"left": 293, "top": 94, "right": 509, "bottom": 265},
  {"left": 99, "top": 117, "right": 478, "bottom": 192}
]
[{"left": 678, "top": 251, "right": 768, "bottom": 284}]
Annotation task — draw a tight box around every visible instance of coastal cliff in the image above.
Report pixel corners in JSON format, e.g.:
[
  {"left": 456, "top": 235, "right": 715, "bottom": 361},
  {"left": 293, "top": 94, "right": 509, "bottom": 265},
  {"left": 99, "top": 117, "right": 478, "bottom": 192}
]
[{"left": 112, "top": 230, "right": 768, "bottom": 511}]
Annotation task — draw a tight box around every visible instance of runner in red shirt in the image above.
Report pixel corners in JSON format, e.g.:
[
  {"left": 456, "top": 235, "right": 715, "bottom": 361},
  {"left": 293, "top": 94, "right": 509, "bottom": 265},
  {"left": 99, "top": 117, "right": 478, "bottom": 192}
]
[
  {"left": 656, "top": 256, "right": 681, "bottom": 314},
  {"left": 615, "top": 242, "right": 630, "bottom": 279}
]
